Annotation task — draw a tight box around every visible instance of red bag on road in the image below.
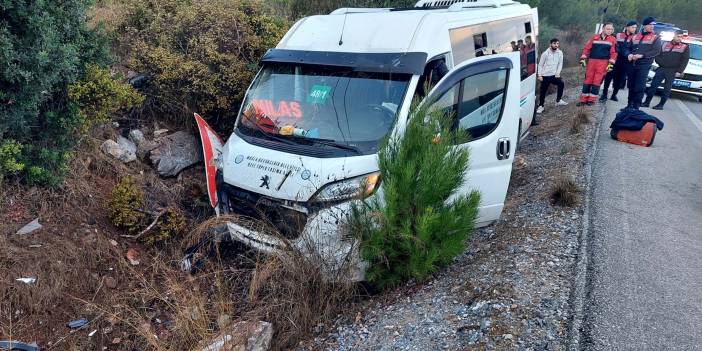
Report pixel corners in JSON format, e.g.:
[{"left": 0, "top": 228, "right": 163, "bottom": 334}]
[{"left": 610, "top": 122, "right": 657, "bottom": 147}]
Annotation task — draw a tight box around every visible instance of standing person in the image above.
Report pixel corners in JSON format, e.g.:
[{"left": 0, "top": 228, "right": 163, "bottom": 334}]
[
  {"left": 536, "top": 38, "right": 568, "bottom": 116},
  {"left": 524, "top": 36, "right": 537, "bottom": 76},
  {"left": 642, "top": 30, "right": 689, "bottom": 110},
  {"left": 626, "top": 17, "right": 662, "bottom": 109},
  {"left": 577, "top": 22, "right": 617, "bottom": 106},
  {"left": 600, "top": 21, "right": 638, "bottom": 102}
]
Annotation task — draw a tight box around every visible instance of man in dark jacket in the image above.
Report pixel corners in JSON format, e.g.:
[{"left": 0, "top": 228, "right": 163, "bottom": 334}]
[
  {"left": 643, "top": 30, "right": 690, "bottom": 110},
  {"left": 626, "top": 17, "right": 662, "bottom": 109},
  {"left": 600, "top": 21, "right": 637, "bottom": 102}
]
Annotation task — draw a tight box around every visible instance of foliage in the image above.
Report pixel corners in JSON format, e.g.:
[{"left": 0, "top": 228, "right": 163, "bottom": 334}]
[
  {"left": 351, "top": 104, "right": 480, "bottom": 290},
  {"left": 142, "top": 208, "right": 187, "bottom": 245},
  {"left": 68, "top": 64, "right": 144, "bottom": 131},
  {"left": 267, "top": 0, "right": 415, "bottom": 19},
  {"left": 0, "top": 140, "right": 24, "bottom": 182},
  {"left": 108, "top": 176, "right": 145, "bottom": 234},
  {"left": 0, "top": 0, "right": 112, "bottom": 186},
  {"left": 524, "top": 0, "right": 702, "bottom": 33},
  {"left": 111, "top": 0, "right": 289, "bottom": 132}
]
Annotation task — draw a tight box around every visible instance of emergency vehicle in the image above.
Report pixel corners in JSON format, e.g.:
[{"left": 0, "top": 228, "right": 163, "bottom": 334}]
[
  {"left": 194, "top": 0, "right": 539, "bottom": 279},
  {"left": 647, "top": 38, "right": 702, "bottom": 102}
]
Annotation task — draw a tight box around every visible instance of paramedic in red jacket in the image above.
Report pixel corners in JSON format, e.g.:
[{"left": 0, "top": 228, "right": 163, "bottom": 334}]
[
  {"left": 577, "top": 23, "right": 617, "bottom": 106},
  {"left": 600, "top": 20, "right": 638, "bottom": 102}
]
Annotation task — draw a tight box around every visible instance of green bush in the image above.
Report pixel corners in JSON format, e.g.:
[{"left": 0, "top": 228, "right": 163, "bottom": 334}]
[
  {"left": 0, "top": 140, "right": 24, "bottom": 183},
  {"left": 351, "top": 104, "right": 480, "bottom": 290},
  {"left": 142, "top": 208, "right": 187, "bottom": 245},
  {"left": 108, "top": 176, "right": 146, "bottom": 234},
  {"left": 69, "top": 64, "right": 144, "bottom": 131},
  {"left": 0, "top": 0, "right": 112, "bottom": 185},
  {"left": 113, "top": 0, "right": 289, "bottom": 132}
]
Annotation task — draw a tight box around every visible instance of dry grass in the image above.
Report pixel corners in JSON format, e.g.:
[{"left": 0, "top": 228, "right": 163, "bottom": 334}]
[
  {"left": 570, "top": 110, "right": 591, "bottom": 134},
  {"left": 550, "top": 176, "right": 580, "bottom": 207}
]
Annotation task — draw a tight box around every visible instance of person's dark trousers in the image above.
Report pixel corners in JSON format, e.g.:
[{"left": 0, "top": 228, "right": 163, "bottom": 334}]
[
  {"left": 538, "top": 76, "right": 564, "bottom": 106},
  {"left": 644, "top": 67, "right": 676, "bottom": 107},
  {"left": 627, "top": 65, "right": 652, "bottom": 109},
  {"left": 610, "top": 63, "right": 632, "bottom": 98},
  {"left": 601, "top": 70, "right": 615, "bottom": 99}
]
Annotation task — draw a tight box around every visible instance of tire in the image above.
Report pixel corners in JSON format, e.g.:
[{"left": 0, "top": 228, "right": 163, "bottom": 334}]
[{"left": 698, "top": 97, "right": 702, "bottom": 103}]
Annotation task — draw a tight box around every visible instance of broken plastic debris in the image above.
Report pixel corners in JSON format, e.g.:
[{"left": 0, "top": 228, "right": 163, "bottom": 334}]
[
  {"left": 16, "top": 277, "right": 37, "bottom": 284},
  {"left": 67, "top": 318, "right": 89, "bottom": 329},
  {"left": 0, "top": 340, "right": 40, "bottom": 351},
  {"left": 16, "top": 218, "right": 42, "bottom": 235}
]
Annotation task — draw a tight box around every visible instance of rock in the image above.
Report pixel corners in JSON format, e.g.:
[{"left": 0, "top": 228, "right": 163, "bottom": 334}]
[
  {"left": 149, "top": 131, "right": 202, "bottom": 177},
  {"left": 128, "top": 129, "right": 157, "bottom": 159},
  {"left": 101, "top": 139, "right": 136, "bottom": 163},
  {"left": 117, "top": 136, "right": 137, "bottom": 155},
  {"left": 128, "top": 129, "right": 146, "bottom": 146},
  {"left": 200, "top": 321, "right": 273, "bottom": 351},
  {"left": 153, "top": 129, "right": 170, "bottom": 138},
  {"left": 16, "top": 218, "right": 42, "bottom": 235}
]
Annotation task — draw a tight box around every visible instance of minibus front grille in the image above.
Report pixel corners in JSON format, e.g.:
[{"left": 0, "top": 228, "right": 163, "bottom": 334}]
[
  {"left": 220, "top": 184, "right": 308, "bottom": 241},
  {"left": 683, "top": 73, "right": 702, "bottom": 81}
]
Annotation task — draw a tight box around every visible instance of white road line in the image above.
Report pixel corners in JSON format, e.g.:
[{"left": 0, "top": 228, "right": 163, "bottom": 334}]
[{"left": 675, "top": 99, "right": 702, "bottom": 133}]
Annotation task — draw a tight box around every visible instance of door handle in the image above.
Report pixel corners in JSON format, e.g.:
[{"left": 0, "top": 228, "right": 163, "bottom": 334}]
[{"left": 496, "top": 137, "right": 510, "bottom": 160}]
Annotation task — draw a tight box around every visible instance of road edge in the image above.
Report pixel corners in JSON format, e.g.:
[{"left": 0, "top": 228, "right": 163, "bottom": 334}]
[{"left": 566, "top": 102, "right": 607, "bottom": 350}]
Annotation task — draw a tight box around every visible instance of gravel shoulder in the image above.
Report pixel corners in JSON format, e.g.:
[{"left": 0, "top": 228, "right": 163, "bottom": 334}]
[{"left": 301, "top": 74, "right": 605, "bottom": 350}]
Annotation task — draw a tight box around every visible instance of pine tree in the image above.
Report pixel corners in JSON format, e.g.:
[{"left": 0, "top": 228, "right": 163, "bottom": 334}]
[{"left": 352, "top": 103, "right": 480, "bottom": 290}]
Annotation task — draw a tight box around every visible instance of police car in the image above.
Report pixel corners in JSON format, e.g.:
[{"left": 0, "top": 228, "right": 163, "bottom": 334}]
[{"left": 647, "top": 37, "right": 702, "bottom": 102}]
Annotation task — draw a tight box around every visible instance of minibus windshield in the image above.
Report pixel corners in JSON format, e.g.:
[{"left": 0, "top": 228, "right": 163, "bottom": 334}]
[{"left": 236, "top": 62, "right": 411, "bottom": 155}]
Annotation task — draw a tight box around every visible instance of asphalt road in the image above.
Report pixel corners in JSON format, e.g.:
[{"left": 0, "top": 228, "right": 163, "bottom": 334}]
[{"left": 581, "top": 91, "right": 702, "bottom": 350}]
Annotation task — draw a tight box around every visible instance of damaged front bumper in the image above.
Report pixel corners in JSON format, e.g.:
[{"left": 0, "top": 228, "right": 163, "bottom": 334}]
[{"left": 217, "top": 177, "right": 367, "bottom": 281}]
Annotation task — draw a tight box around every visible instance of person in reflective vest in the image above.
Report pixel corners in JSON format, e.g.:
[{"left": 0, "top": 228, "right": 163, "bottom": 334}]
[
  {"left": 643, "top": 30, "right": 690, "bottom": 110},
  {"left": 577, "top": 23, "right": 617, "bottom": 106},
  {"left": 600, "top": 21, "right": 637, "bottom": 102},
  {"left": 626, "top": 17, "right": 662, "bottom": 109}
]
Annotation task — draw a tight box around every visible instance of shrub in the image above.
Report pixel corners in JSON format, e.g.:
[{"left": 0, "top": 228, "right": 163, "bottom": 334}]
[
  {"left": 551, "top": 175, "right": 580, "bottom": 207},
  {"left": 267, "top": 0, "right": 415, "bottom": 19},
  {"left": 351, "top": 104, "right": 480, "bottom": 290},
  {"left": 112, "top": 0, "right": 289, "bottom": 133},
  {"left": 0, "top": 140, "right": 24, "bottom": 183},
  {"left": 108, "top": 176, "right": 146, "bottom": 234},
  {"left": 141, "top": 207, "right": 187, "bottom": 245},
  {"left": 0, "top": 0, "right": 112, "bottom": 185},
  {"left": 68, "top": 64, "right": 144, "bottom": 131}
]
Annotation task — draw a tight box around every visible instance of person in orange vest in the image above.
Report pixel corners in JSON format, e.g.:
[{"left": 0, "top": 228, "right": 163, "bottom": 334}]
[{"left": 577, "top": 22, "right": 617, "bottom": 106}]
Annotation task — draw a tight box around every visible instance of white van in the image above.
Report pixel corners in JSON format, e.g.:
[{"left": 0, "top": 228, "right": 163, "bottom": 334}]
[
  {"left": 195, "top": 0, "right": 538, "bottom": 279},
  {"left": 647, "top": 38, "right": 702, "bottom": 102}
]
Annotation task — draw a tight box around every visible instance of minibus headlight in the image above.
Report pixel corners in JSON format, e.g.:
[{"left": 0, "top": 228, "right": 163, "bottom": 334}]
[{"left": 311, "top": 172, "right": 381, "bottom": 203}]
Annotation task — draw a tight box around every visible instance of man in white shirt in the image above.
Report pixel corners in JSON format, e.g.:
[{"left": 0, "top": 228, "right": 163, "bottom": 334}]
[{"left": 536, "top": 38, "right": 568, "bottom": 118}]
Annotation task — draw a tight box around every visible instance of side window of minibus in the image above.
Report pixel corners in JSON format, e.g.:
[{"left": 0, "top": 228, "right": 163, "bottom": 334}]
[{"left": 425, "top": 69, "right": 508, "bottom": 142}]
